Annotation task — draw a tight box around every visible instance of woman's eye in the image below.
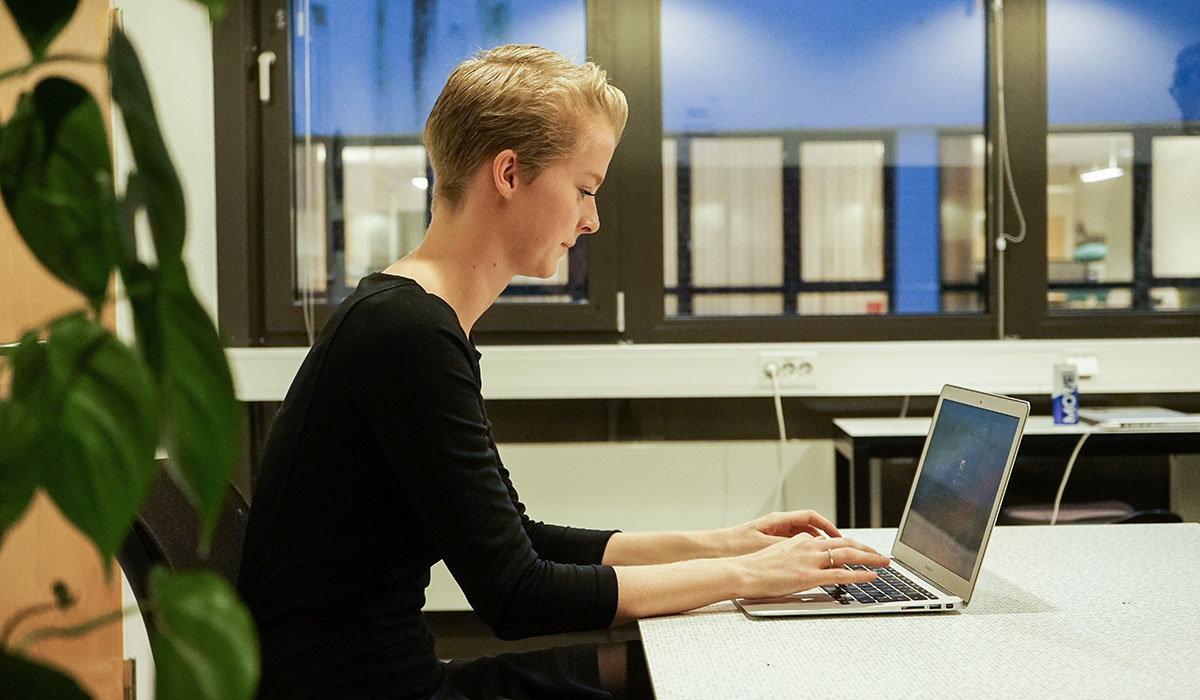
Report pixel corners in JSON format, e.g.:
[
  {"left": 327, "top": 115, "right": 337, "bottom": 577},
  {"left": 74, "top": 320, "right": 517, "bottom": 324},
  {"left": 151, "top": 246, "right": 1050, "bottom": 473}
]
[{"left": 580, "top": 189, "right": 596, "bottom": 198}]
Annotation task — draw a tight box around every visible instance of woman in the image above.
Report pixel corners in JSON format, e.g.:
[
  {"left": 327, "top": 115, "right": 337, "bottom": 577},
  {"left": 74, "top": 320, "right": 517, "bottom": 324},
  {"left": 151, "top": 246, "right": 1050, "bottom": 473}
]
[{"left": 238, "top": 45, "right": 888, "bottom": 700}]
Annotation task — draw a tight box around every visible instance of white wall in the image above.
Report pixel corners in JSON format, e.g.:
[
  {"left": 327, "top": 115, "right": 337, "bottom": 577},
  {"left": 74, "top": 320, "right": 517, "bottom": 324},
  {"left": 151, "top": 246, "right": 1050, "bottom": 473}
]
[
  {"left": 229, "top": 338, "right": 1200, "bottom": 402},
  {"left": 425, "top": 440, "right": 835, "bottom": 610},
  {"left": 113, "top": 0, "right": 219, "bottom": 320}
]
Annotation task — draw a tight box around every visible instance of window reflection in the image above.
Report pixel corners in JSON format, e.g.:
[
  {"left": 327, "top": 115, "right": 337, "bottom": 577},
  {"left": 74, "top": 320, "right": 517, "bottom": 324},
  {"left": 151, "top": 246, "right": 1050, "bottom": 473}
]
[
  {"left": 1046, "top": 0, "right": 1200, "bottom": 312},
  {"left": 290, "top": 0, "right": 588, "bottom": 305},
  {"left": 661, "top": 0, "right": 987, "bottom": 318}
]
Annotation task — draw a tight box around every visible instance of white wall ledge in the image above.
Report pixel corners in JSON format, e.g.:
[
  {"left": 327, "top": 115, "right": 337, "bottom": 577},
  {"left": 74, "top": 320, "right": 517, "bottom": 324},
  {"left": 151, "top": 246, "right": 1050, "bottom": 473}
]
[{"left": 228, "top": 337, "right": 1200, "bottom": 402}]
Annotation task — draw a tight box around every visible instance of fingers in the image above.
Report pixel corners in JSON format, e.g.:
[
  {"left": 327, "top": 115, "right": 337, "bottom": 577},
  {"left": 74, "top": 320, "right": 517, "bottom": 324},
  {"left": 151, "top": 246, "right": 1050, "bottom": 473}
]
[
  {"left": 804, "top": 511, "right": 841, "bottom": 538},
  {"left": 770, "top": 510, "right": 841, "bottom": 539},
  {"left": 802, "top": 535, "right": 886, "bottom": 559},
  {"left": 824, "top": 545, "right": 890, "bottom": 569}
]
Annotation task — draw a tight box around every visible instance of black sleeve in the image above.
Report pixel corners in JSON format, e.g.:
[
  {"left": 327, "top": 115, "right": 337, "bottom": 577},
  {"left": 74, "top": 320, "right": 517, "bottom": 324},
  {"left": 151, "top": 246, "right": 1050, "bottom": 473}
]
[{"left": 343, "top": 299, "right": 618, "bottom": 640}]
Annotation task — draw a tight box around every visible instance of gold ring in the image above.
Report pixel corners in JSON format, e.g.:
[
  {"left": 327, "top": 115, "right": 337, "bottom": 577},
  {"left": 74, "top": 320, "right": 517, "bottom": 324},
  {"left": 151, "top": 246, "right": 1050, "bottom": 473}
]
[{"left": 828, "top": 548, "right": 836, "bottom": 568}]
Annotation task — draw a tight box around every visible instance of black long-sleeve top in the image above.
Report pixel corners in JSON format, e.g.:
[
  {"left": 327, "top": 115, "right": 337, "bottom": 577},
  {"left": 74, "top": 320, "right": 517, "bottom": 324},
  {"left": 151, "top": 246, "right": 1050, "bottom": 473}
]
[{"left": 238, "top": 273, "right": 619, "bottom": 700}]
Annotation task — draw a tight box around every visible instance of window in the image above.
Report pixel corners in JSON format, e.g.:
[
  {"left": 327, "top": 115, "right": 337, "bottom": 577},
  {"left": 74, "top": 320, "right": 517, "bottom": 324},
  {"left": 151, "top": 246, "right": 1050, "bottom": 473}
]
[
  {"left": 659, "top": 0, "right": 988, "bottom": 321},
  {"left": 215, "top": 0, "right": 1200, "bottom": 346},
  {"left": 218, "top": 0, "right": 620, "bottom": 344},
  {"left": 1045, "top": 0, "right": 1200, "bottom": 314}
]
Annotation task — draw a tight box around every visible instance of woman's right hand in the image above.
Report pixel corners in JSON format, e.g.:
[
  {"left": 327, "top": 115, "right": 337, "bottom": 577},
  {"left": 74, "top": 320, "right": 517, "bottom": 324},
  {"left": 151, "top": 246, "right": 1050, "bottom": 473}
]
[{"left": 734, "top": 534, "right": 891, "bottom": 599}]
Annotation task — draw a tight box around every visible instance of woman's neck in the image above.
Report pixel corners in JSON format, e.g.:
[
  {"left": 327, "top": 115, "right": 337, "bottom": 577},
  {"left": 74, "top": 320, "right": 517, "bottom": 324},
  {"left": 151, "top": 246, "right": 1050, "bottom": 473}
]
[{"left": 383, "top": 211, "right": 512, "bottom": 336}]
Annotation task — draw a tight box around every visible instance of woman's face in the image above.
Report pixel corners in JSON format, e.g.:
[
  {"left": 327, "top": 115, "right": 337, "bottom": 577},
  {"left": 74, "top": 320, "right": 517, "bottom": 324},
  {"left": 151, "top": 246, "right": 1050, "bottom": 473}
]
[{"left": 506, "top": 119, "right": 616, "bottom": 279}]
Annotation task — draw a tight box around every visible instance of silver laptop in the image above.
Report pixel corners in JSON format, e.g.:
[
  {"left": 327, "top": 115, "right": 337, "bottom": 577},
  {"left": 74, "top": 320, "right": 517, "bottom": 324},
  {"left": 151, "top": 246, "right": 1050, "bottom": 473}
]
[
  {"left": 1078, "top": 406, "right": 1200, "bottom": 432},
  {"left": 736, "top": 385, "right": 1029, "bottom": 617}
]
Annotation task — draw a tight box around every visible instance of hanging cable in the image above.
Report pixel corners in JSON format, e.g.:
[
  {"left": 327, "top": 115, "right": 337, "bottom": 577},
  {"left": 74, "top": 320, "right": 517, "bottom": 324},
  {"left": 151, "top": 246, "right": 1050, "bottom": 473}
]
[
  {"left": 300, "top": 0, "right": 317, "bottom": 346},
  {"left": 994, "top": 0, "right": 1027, "bottom": 248},
  {"left": 765, "top": 363, "right": 788, "bottom": 512},
  {"left": 1049, "top": 431, "right": 1092, "bottom": 525}
]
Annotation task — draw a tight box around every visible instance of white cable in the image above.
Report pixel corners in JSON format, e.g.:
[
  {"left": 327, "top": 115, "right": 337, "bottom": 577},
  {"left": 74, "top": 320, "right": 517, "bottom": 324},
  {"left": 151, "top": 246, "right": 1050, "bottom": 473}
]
[
  {"left": 766, "top": 363, "right": 788, "bottom": 512},
  {"left": 300, "top": 0, "right": 317, "bottom": 346},
  {"left": 899, "top": 395, "right": 911, "bottom": 419},
  {"left": 994, "top": 0, "right": 1027, "bottom": 247},
  {"left": 1049, "top": 431, "right": 1092, "bottom": 525}
]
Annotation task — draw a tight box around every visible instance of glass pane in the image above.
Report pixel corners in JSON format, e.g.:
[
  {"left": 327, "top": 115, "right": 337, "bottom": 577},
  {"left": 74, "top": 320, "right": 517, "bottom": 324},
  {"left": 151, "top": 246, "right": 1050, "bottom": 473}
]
[
  {"left": 292, "top": 0, "right": 587, "bottom": 305},
  {"left": 661, "top": 0, "right": 987, "bottom": 318},
  {"left": 1046, "top": 133, "right": 1134, "bottom": 310},
  {"left": 690, "top": 137, "right": 783, "bottom": 317},
  {"left": 1046, "top": 0, "right": 1200, "bottom": 312},
  {"left": 939, "top": 135, "right": 986, "bottom": 312},
  {"left": 800, "top": 141, "right": 885, "bottom": 283},
  {"left": 1152, "top": 134, "right": 1200, "bottom": 311},
  {"left": 342, "top": 145, "right": 429, "bottom": 288},
  {"left": 295, "top": 142, "right": 327, "bottom": 295}
]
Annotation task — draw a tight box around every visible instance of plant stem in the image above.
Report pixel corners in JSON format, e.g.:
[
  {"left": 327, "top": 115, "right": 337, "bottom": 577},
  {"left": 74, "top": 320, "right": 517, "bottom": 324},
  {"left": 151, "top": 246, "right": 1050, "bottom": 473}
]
[
  {"left": 12, "top": 605, "right": 143, "bottom": 653},
  {"left": 0, "top": 53, "right": 107, "bottom": 83},
  {"left": 1, "top": 602, "right": 57, "bottom": 647}
]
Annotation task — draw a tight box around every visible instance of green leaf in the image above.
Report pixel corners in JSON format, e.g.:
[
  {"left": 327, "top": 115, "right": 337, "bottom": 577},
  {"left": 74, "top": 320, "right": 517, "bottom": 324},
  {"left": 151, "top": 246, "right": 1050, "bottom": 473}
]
[
  {"left": 2, "top": 0, "right": 81, "bottom": 59},
  {"left": 189, "top": 0, "right": 228, "bottom": 25},
  {"left": 108, "top": 28, "right": 187, "bottom": 265},
  {"left": 0, "top": 331, "right": 48, "bottom": 543},
  {"left": 0, "top": 399, "right": 40, "bottom": 544},
  {"left": 149, "top": 567, "right": 259, "bottom": 700},
  {"left": 10, "top": 313, "right": 158, "bottom": 566},
  {"left": 0, "top": 650, "right": 90, "bottom": 700},
  {"left": 0, "top": 78, "right": 118, "bottom": 308},
  {"left": 125, "top": 266, "right": 241, "bottom": 550}
]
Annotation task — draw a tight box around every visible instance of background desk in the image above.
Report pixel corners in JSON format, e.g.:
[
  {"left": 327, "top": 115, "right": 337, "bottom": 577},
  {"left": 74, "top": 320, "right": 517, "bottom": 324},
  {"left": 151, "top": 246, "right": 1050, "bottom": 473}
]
[
  {"left": 638, "top": 524, "right": 1199, "bottom": 699},
  {"left": 834, "top": 416, "right": 1200, "bottom": 528}
]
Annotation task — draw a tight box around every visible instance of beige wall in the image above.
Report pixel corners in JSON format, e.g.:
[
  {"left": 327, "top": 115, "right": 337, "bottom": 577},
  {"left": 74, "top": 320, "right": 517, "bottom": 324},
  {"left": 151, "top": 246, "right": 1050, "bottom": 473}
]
[
  {"left": 0, "top": 4, "right": 124, "bottom": 699},
  {"left": 0, "top": 2, "right": 115, "bottom": 342}
]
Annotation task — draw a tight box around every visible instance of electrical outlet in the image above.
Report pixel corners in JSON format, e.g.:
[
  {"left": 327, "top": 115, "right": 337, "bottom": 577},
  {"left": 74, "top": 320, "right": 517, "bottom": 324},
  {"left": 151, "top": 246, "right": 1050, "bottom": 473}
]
[{"left": 760, "top": 353, "right": 817, "bottom": 387}]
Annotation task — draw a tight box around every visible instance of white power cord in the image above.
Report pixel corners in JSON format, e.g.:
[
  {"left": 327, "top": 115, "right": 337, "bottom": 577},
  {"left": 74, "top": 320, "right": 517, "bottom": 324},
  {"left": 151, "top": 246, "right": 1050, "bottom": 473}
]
[
  {"left": 300, "top": 0, "right": 317, "bottom": 346},
  {"left": 993, "top": 0, "right": 1027, "bottom": 250},
  {"left": 764, "top": 362, "right": 788, "bottom": 512},
  {"left": 1049, "top": 431, "right": 1092, "bottom": 525}
]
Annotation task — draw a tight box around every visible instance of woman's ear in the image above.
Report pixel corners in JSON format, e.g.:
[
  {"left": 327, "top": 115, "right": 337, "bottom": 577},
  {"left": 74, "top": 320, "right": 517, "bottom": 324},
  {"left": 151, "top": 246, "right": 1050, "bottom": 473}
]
[{"left": 492, "top": 149, "right": 519, "bottom": 199}]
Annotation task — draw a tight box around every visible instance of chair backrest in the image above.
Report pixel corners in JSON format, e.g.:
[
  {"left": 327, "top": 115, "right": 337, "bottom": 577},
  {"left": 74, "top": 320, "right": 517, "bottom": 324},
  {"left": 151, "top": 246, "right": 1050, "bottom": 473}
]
[{"left": 119, "top": 463, "right": 250, "bottom": 602}]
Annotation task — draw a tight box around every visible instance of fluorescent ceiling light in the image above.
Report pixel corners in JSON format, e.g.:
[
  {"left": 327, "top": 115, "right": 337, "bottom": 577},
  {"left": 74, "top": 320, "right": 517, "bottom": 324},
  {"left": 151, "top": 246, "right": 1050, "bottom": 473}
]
[{"left": 1079, "top": 166, "right": 1124, "bottom": 183}]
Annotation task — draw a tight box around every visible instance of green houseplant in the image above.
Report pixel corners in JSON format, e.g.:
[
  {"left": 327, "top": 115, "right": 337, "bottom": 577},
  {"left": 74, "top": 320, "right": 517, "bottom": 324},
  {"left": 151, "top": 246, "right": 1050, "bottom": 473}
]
[{"left": 0, "top": 0, "right": 259, "bottom": 697}]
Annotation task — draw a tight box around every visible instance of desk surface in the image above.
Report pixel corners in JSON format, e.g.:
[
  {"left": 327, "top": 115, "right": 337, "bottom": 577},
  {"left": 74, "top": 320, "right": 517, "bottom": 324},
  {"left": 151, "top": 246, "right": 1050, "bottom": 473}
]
[
  {"left": 638, "top": 524, "right": 1200, "bottom": 699},
  {"left": 834, "top": 415, "right": 1200, "bottom": 438}
]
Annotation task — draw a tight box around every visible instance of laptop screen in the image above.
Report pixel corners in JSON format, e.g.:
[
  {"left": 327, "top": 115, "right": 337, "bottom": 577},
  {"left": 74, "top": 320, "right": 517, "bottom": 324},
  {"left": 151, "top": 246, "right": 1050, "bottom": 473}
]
[{"left": 897, "top": 399, "right": 1021, "bottom": 580}]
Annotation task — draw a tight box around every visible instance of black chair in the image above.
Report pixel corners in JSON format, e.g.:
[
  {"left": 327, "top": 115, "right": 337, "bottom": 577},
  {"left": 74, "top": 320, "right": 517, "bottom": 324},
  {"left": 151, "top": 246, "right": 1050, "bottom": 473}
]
[{"left": 119, "top": 462, "right": 250, "bottom": 603}]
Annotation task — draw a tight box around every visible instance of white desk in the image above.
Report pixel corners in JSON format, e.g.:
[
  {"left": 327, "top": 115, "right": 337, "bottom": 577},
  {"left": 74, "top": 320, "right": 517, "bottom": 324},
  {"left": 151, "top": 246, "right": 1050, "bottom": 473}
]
[
  {"left": 639, "top": 524, "right": 1200, "bottom": 699},
  {"left": 834, "top": 417, "right": 1200, "bottom": 527}
]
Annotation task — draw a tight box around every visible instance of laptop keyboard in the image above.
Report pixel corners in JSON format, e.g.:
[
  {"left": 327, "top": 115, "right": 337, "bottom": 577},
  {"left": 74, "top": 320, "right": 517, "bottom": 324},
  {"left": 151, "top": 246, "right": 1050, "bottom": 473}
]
[{"left": 820, "top": 565, "right": 940, "bottom": 605}]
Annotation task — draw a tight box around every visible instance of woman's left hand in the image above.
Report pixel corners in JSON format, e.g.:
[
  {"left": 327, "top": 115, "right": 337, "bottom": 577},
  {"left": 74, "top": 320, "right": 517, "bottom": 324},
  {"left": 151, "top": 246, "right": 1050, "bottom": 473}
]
[{"left": 720, "top": 510, "right": 842, "bottom": 557}]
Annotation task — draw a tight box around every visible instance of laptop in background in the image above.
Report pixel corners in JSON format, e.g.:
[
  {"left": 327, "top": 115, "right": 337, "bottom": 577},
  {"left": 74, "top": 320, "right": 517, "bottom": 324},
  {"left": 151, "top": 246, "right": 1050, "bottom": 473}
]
[
  {"left": 735, "top": 385, "right": 1029, "bottom": 617},
  {"left": 1078, "top": 406, "right": 1200, "bottom": 432}
]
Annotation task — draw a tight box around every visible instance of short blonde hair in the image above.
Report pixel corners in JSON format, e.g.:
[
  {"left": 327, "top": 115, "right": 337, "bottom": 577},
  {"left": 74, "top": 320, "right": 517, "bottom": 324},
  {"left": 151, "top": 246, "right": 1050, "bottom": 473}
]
[{"left": 423, "top": 45, "right": 628, "bottom": 209}]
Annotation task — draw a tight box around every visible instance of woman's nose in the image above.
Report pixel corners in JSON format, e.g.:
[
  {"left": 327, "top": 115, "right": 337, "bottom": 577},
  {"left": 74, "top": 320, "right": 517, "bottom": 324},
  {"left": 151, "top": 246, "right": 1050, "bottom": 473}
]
[{"left": 579, "top": 198, "right": 599, "bottom": 234}]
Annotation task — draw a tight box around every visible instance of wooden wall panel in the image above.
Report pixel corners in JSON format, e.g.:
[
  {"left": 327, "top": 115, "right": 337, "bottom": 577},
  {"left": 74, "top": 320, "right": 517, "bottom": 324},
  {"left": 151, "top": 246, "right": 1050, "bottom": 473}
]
[
  {"left": 1, "top": 3, "right": 124, "bottom": 699},
  {"left": 0, "top": 0, "right": 115, "bottom": 343},
  {"left": 0, "top": 494, "right": 124, "bottom": 699}
]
